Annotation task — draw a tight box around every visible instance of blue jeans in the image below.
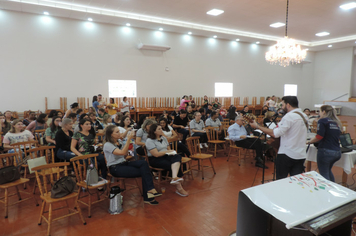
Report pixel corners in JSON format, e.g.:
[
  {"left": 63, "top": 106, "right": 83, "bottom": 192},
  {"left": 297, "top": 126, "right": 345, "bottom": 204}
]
[
  {"left": 109, "top": 160, "right": 155, "bottom": 201},
  {"left": 57, "top": 148, "right": 76, "bottom": 161},
  {"left": 317, "top": 148, "right": 341, "bottom": 182}
]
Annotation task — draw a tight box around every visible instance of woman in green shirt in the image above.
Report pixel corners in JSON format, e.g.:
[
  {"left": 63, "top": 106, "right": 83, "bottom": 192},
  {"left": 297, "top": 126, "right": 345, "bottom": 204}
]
[{"left": 45, "top": 116, "right": 61, "bottom": 145}]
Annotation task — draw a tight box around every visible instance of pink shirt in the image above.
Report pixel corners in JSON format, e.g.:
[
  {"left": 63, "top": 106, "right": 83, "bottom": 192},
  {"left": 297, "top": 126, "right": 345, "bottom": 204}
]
[{"left": 179, "top": 99, "right": 191, "bottom": 110}]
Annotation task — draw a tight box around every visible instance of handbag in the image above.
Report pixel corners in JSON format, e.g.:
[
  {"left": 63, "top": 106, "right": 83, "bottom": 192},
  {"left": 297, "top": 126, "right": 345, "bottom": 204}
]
[
  {"left": 86, "top": 164, "right": 99, "bottom": 186},
  {"left": 51, "top": 176, "right": 76, "bottom": 198},
  {"left": 0, "top": 166, "right": 21, "bottom": 185}
]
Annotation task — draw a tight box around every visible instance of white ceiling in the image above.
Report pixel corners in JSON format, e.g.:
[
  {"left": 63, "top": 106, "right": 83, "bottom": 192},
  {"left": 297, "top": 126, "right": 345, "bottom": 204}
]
[{"left": 1, "top": 0, "right": 356, "bottom": 51}]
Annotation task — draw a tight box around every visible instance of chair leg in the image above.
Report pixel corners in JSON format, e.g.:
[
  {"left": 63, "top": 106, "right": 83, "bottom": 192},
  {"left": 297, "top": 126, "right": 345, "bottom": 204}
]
[
  {"left": 4, "top": 188, "right": 8, "bottom": 218},
  {"left": 209, "top": 158, "right": 216, "bottom": 174},
  {"left": 135, "top": 178, "right": 142, "bottom": 195},
  {"left": 201, "top": 159, "right": 204, "bottom": 180},
  {"left": 88, "top": 194, "right": 92, "bottom": 218},
  {"left": 23, "top": 168, "right": 27, "bottom": 189},
  {"left": 15, "top": 186, "right": 21, "bottom": 200},
  {"left": 189, "top": 161, "right": 194, "bottom": 180},
  {"left": 47, "top": 204, "right": 52, "bottom": 236},
  {"left": 214, "top": 144, "right": 217, "bottom": 158},
  {"left": 32, "top": 181, "right": 37, "bottom": 194},
  {"left": 38, "top": 201, "right": 46, "bottom": 225},
  {"left": 76, "top": 201, "right": 86, "bottom": 225}
]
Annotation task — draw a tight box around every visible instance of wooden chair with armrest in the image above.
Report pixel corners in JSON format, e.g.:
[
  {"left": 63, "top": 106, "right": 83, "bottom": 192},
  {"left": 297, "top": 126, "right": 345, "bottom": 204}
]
[
  {"left": 169, "top": 136, "right": 193, "bottom": 180},
  {"left": 0, "top": 153, "right": 37, "bottom": 218},
  {"left": 32, "top": 162, "right": 86, "bottom": 236},
  {"left": 70, "top": 154, "right": 110, "bottom": 218},
  {"left": 10, "top": 141, "right": 39, "bottom": 189},
  {"left": 186, "top": 137, "right": 216, "bottom": 180},
  {"left": 205, "top": 127, "right": 226, "bottom": 158},
  {"left": 34, "top": 129, "right": 46, "bottom": 146}
]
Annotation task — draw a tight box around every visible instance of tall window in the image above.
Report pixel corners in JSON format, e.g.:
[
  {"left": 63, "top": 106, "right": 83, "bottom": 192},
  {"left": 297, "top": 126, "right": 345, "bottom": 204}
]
[
  {"left": 284, "top": 84, "right": 298, "bottom": 96},
  {"left": 108, "top": 80, "right": 137, "bottom": 97},
  {"left": 215, "top": 83, "right": 233, "bottom": 97}
]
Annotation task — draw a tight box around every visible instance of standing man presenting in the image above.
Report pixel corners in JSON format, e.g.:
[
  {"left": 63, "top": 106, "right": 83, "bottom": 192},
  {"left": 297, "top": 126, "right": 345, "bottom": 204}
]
[{"left": 250, "top": 96, "right": 308, "bottom": 179}]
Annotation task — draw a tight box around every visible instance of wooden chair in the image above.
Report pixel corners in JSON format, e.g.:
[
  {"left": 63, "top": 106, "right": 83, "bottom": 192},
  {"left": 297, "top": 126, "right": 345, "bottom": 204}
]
[
  {"left": 170, "top": 137, "right": 193, "bottom": 180},
  {"left": 26, "top": 146, "right": 60, "bottom": 195},
  {"left": 205, "top": 127, "right": 226, "bottom": 158},
  {"left": 186, "top": 137, "right": 216, "bottom": 180},
  {"left": 0, "top": 153, "right": 36, "bottom": 218},
  {"left": 70, "top": 154, "right": 110, "bottom": 218},
  {"left": 95, "top": 132, "right": 105, "bottom": 145},
  {"left": 143, "top": 147, "right": 170, "bottom": 191},
  {"left": 104, "top": 155, "right": 142, "bottom": 196},
  {"left": 10, "top": 141, "right": 39, "bottom": 189},
  {"left": 32, "top": 162, "right": 86, "bottom": 236},
  {"left": 34, "top": 129, "right": 46, "bottom": 145}
]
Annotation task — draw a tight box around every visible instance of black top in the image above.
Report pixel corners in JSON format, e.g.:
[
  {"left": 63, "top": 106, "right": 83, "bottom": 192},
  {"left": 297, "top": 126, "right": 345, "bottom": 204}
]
[
  {"left": 171, "top": 111, "right": 179, "bottom": 117},
  {"left": 317, "top": 118, "right": 341, "bottom": 151},
  {"left": 160, "top": 115, "right": 172, "bottom": 125},
  {"left": 187, "top": 112, "right": 194, "bottom": 121},
  {"left": 55, "top": 129, "right": 73, "bottom": 151},
  {"left": 173, "top": 116, "right": 189, "bottom": 127},
  {"left": 240, "top": 110, "right": 248, "bottom": 115}
]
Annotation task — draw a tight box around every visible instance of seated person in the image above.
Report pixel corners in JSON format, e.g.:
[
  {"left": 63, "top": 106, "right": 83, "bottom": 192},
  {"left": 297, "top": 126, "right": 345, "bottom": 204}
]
[
  {"left": 263, "top": 111, "right": 277, "bottom": 127},
  {"left": 56, "top": 111, "right": 64, "bottom": 118},
  {"left": 199, "top": 108, "right": 207, "bottom": 122},
  {"left": 97, "top": 108, "right": 108, "bottom": 122},
  {"left": 160, "top": 110, "right": 173, "bottom": 126},
  {"left": 171, "top": 105, "right": 180, "bottom": 120},
  {"left": 45, "top": 116, "right": 61, "bottom": 146},
  {"left": 119, "top": 116, "right": 134, "bottom": 144},
  {"left": 160, "top": 118, "right": 190, "bottom": 157},
  {"left": 146, "top": 124, "right": 188, "bottom": 197},
  {"left": 303, "top": 108, "right": 319, "bottom": 128},
  {"left": 212, "top": 98, "right": 221, "bottom": 110},
  {"left": 190, "top": 112, "right": 208, "bottom": 149},
  {"left": 227, "top": 115, "right": 267, "bottom": 169},
  {"left": 76, "top": 109, "right": 84, "bottom": 121},
  {"left": 206, "top": 104, "right": 213, "bottom": 117},
  {"left": 216, "top": 109, "right": 224, "bottom": 121},
  {"left": 71, "top": 119, "right": 107, "bottom": 179},
  {"left": 240, "top": 105, "right": 249, "bottom": 116},
  {"left": 135, "top": 119, "right": 156, "bottom": 156},
  {"left": 205, "top": 111, "right": 224, "bottom": 139},
  {"left": 113, "top": 112, "right": 123, "bottom": 126},
  {"left": 23, "top": 111, "right": 36, "bottom": 126},
  {"left": 4, "top": 111, "right": 14, "bottom": 123},
  {"left": 136, "top": 114, "right": 147, "bottom": 129},
  {"left": 3, "top": 119, "right": 34, "bottom": 153},
  {"left": 102, "top": 114, "right": 113, "bottom": 129},
  {"left": 261, "top": 105, "right": 269, "bottom": 116},
  {"left": 186, "top": 106, "right": 194, "bottom": 121},
  {"left": 89, "top": 112, "right": 103, "bottom": 134},
  {"left": 67, "top": 113, "right": 77, "bottom": 130},
  {"left": 219, "top": 108, "right": 227, "bottom": 119},
  {"left": 188, "top": 95, "right": 195, "bottom": 108},
  {"left": 55, "top": 118, "right": 76, "bottom": 161},
  {"left": 26, "top": 113, "right": 48, "bottom": 133},
  {"left": 122, "top": 111, "right": 135, "bottom": 126},
  {"left": 47, "top": 110, "right": 58, "bottom": 126},
  {"left": 172, "top": 110, "right": 189, "bottom": 144},
  {"left": 64, "top": 102, "right": 79, "bottom": 118},
  {"left": 179, "top": 95, "right": 191, "bottom": 110},
  {"left": 104, "top": 125, "right": 161, "bottom": 205},
  {"left": 0, "top": 113, "right": 11, "bottom": 135}
]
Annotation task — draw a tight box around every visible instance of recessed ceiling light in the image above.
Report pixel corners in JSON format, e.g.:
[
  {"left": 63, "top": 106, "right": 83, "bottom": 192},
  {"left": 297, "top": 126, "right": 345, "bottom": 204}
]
[
  {"left": 126, "top": 23, "right": 131, "bottom": 26},
  {"left": 88, "top": 18, "right": 93, "bottom": 21},
  {"left": 328, "top": 45, "right": 333, "bottom": 48},
  {"left": 235, "top": 39, "right": 240, "bottom": 41},
  {"left": 159, "top": 28, "right": 163, "bottom": 31},
  {"left": 206, "top": 9, "right": 224, "bottom": 16},
  {"left": 305, "top": 48, "right": 309, "bottom": 51},
  {"left": 315, "top": 32, "right": 330, "bottom": 37},
  {"left": 43, "top": 12, "right": 49, "bottom": 15},
  {"left": 213, "top": 35, "right": 217, "bottom": 38},
  {"left": 188, "top": 32, "right": 192, "bottom": 35},
  {"left": 339, "top": 2, "right": 356, "bottom": 10},
  {"left": 269, "top": 22, "right": 285, "bottom": 28},
  {"left": 256, "top": 41, "right": 260, "bottom": 44}
]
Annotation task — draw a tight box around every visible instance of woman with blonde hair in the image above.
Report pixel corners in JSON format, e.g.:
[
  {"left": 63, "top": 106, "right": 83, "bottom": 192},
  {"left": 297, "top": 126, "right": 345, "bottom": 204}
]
[{"left": 307, "top": 105, "right": 342, "bottom": 182}]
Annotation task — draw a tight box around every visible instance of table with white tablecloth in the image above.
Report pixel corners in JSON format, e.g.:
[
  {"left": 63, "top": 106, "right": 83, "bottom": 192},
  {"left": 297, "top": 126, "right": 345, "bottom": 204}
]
[{"left": 306, "top": 145, "right": 356, "bottom": 184}]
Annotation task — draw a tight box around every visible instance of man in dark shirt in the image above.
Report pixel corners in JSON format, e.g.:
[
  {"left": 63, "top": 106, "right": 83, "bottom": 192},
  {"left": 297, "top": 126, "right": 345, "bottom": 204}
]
[
  {"left": 173, "top": 110, "right": 189, "bottom": 144},
  {"left": 187, "top": 106, "right": 194, "bottom": 121},
  {"left": 206, "top": 104, "right": 213, "bottom": 117}
]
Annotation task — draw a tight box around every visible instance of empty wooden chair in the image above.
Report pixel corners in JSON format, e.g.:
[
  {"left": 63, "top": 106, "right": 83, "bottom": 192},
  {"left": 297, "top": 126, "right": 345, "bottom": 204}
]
[
  {"left": 186, "top": 137, "right": 216, "bottom": 180},
  {"left": 0, "top": 153, "right": 35, "bottom": 218},
  {"left": 70, "top": 154, "right": 110, "bottom": 218},
  {"left": 32, "top": 162, "right": 86, "bottom": 236},
  {"left": 205, "top": 127, "right": 226, "bottom": 158}
]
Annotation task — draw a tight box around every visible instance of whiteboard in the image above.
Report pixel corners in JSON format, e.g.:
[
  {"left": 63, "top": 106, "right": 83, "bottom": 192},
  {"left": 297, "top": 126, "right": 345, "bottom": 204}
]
[{"left": 242, "top": 171, "right": 356, "bottom": 229}]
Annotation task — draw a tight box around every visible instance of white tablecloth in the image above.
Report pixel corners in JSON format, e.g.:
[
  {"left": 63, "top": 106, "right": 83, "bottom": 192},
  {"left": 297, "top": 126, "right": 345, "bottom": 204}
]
[{"left": 306, "top": 145, "right": 356, "bottom": 174}]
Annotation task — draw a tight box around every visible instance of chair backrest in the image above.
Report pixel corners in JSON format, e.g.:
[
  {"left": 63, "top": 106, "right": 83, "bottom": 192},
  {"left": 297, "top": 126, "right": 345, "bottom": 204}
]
[
  {"left": 169, "top": 136, "right": 179, "bottom": 152},
  {"left": 95, "top": 133, "right": 105, "bottom": 144},
  {"left": 221, "top": 121, "right": 229, "bottom": 129},
  {"left": 34, "top": 129, "right": 46, "bottom": 143},
  {"left": 10, "top": 141, "right": 39, "bottom": 159},
  {"left": 70, "top": 154, "right": 99, "bottom": 183},
  {"left": 147, "top": 116, "right": 156, "bottom": 121},
  {"left": 205, "top": 127, "right": 219, "bottom": 141},
  {"left": 186, "top": 137, "right": 201, "bottom": 156},
  {"left": 32, "top": 162, "right": 69, "bottom": 197},
  {"left": 0, "top": 152, "right": 19, "bottom": 168},
  {"left": 26, "top": 146, "right": 55, "bottom": 164}
]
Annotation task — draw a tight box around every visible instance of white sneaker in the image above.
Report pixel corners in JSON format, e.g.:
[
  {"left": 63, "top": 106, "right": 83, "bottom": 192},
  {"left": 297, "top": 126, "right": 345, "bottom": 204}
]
[
  {"left": 204, "top": 143, "right": 209, "bottom": 148},
  {"left": 199, "top": 144, "right": 203, "bottom": 149}
]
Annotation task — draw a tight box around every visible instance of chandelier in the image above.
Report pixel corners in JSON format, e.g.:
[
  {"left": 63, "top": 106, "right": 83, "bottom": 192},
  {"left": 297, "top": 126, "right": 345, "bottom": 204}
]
[{"left": 265, "top": 0, "right": 307, "bottom": 67}]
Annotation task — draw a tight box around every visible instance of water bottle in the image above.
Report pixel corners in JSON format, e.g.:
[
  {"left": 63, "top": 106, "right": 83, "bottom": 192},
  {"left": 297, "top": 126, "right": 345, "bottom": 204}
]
[{"left": 109, "top": 186, "right": 123, "bottom": 215}]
